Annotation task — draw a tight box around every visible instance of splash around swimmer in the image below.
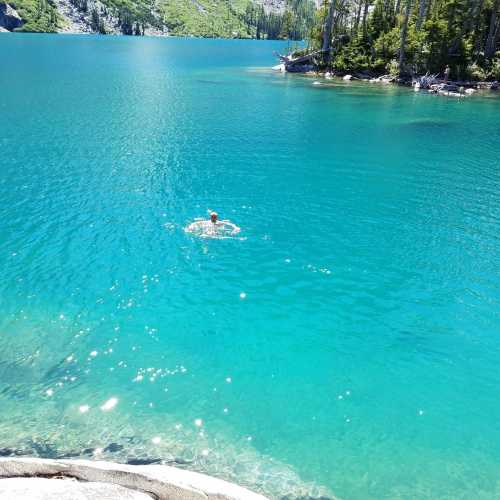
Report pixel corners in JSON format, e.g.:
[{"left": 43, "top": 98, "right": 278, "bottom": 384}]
[{"left": 185, "top": 211, "right": 241, "bottom": 239}]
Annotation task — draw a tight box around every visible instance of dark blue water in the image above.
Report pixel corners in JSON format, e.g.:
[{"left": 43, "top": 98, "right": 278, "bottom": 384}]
[{"left": 1, "top": 34, "right": 500, "bottom": 499}]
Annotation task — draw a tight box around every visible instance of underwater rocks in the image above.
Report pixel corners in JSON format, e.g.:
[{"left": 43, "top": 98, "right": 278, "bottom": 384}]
[{"left": 0, "top": 438, "right": 197, "bottom": 470}]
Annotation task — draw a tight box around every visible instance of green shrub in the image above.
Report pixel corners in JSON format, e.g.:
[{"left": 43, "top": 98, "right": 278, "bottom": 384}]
[
  {"left": 466, "top": 62, "right": 487, "bottom": 81},
  {"left": 386, "top": 58, "right": 399, "bottom": 76},
  {"left": 11, "top": 0, "right": 61, "bottom": 32},
  {"left": 486, "top": 57, "right": 500, "bottom": 81}
]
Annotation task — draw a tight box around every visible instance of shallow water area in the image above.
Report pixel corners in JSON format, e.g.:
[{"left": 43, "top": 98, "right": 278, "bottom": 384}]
[{"left": 1, "top": 34, "right": 500, "bottom": 500}]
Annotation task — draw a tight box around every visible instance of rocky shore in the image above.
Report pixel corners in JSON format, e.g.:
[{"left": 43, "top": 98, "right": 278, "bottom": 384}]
[
  {"left": 273, "top": 62, "right": 499, "bottom": 96},
  {"left": 0, "top": 458, "right": 269, "bottom": 500}
]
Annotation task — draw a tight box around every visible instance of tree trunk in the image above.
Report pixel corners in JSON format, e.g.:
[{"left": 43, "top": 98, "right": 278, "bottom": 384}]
[
  {"left": 322, "top": 0, "right": 336, "bottom": 52},
  {"left": 354, "top": 0, "right": 362, "bottom": 33},
  {"left": 416, "top": 0, "right": 426, "bottom": 30},
  {"left": 334, "top": 0, "right": 347, "bottom": 33},
  {"left": 362, "top": 0, "right": 370, "bottom": 37},
  {"left": 472, "top": 0, "right": 486, "bottom": 56},
  {"left": 395, "top": 0, "right": 402, "bottom": 16},
  {"left": 383, "top": 0, "right": 391, "bottom": 24},
  {"left": 399, "top": 0, "right": 412, "bottom": 72},
  {"left": 485, "top": 0, "right": 500, "bottom": 59},
  {"left": 466, "top": 0, "right": 483, "bottom": 31},
  {"left": 450, "top": 0, "right": 480, "bottom": 56}
]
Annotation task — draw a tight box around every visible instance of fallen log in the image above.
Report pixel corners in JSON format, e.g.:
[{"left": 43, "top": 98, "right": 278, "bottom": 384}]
[{"left": 277, "top": 49, "right": 328, "bottom": 73}]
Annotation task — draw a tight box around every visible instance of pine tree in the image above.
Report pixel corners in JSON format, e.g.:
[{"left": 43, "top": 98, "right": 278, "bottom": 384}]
[
  {"left": 90, "top": 7, "right": 100, "bottom": 32},
  {"left": 307, "top": 0, "right": 500, "bottom": 77}
]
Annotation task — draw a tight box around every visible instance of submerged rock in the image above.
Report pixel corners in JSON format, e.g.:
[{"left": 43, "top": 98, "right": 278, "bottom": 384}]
[
  {"left": 104, "top": 443, "right": 124, "bottom": 453},
  {"left": 402, "top": 118, "right": 454, "bottom": 129},
  {"left": 0, "top": 449, "right": 18, "bottom": 457},
  {"left": 126, "top": 458, "right": 162, "bottom": 466}
]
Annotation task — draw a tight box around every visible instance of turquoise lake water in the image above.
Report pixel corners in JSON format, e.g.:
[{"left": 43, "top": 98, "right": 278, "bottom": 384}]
[{"left": 1, "top": 34, "right": 500, "bottom": 499}]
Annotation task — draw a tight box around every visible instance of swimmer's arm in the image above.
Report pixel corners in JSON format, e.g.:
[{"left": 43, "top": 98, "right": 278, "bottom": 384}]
[
  {"left": 224, "top": 222, "right": 240, "bottom": 234},
  {"left": 185, "top": 221, "right": 201, "bottom": 232}
]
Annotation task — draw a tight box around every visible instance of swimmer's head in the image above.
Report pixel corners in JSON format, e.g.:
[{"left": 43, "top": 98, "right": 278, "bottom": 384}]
[{"left": 210, "top": 212, "right": 218, "bottom": 223}]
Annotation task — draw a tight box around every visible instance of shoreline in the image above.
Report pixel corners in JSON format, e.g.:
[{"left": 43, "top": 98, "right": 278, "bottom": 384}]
[
  {"left": 0, "top": 29, "right": 283, "bottom": 40},
  {"left": 272, "top": 65, "right": 500, "bottom": 94}
]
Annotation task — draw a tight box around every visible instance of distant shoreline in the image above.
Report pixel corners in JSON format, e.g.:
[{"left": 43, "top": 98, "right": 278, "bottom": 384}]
[
  {"left": 0, "top": 29, "right": 292, "bottom": 40},
  {"left": 0, "top": 30, "right": 294, "bottom": 41}
]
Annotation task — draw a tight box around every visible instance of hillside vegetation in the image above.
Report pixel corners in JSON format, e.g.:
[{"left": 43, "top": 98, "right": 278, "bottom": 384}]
[
  {"left": 6, "top": 0, "right": 60, "bottom": 31},
  {"left": 1, "top": 0, "right": 316, "bottom": 38}
]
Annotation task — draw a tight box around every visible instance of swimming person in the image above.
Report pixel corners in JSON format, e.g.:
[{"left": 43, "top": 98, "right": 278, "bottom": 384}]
[{"left": 185, "top": 211, "right": 241, "bottom": 239}]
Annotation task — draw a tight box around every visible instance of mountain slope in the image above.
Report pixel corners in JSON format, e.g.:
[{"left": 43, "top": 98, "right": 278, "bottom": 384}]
[
  {"left": 0, "top": 0, "right": 313, "bottom": 38},
  {"left": 2, "top": 0, "right": 60, "bottom": 32}
]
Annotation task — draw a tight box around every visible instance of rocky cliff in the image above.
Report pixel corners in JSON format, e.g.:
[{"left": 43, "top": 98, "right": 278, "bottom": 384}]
[{"left": 0, "top": 2, "right": 24, "bottom": 31}]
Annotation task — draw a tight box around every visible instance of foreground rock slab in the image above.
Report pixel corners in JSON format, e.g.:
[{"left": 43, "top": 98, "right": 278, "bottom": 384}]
[
  {"left": 0, "top": 477, "right": 151, "bottom": 500},
  {"left": 0, "top": 458, "right": 269, "bottom": 500}
]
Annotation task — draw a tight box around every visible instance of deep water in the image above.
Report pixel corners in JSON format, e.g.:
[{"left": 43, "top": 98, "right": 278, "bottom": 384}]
[{"left": 1, "top": 33, "right": 500, "bottom": 500}]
